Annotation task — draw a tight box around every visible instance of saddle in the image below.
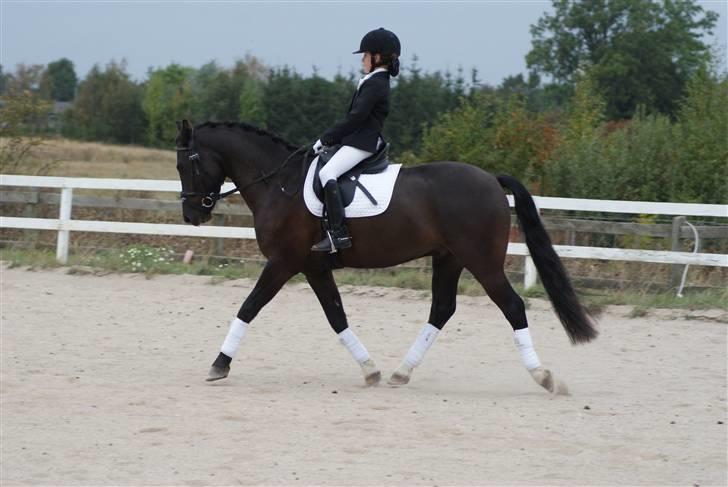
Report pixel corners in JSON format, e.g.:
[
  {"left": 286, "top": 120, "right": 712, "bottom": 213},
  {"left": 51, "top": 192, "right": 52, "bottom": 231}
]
[{"left": 312, "top": 143, "right": 390, "bottom": 207}]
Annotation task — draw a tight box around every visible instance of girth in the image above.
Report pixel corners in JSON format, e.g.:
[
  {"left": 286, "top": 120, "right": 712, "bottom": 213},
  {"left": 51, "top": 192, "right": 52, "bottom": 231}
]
[{"left": 312, "top": 143, "right": 390, "bottom": 207}]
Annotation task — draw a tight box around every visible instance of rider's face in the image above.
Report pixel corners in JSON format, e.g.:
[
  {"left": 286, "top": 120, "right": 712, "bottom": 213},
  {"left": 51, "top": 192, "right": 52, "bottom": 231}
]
[
  {"left": 361, "top": 52, "right": 382, "bottom": 74},
  {"left": 361, "top": 52, "right": 372, "bottom": 73}
]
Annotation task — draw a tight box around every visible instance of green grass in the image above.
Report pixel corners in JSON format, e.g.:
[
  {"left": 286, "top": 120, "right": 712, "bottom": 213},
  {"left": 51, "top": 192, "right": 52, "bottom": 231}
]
[{"left": 1, "top": 247, "right": 726, "bottom": 310}]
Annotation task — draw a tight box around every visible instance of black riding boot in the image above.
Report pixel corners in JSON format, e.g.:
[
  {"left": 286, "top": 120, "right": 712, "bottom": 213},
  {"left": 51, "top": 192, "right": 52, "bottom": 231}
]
[{"left": 311, "top": 180, "right": 352, "bottom": 253}]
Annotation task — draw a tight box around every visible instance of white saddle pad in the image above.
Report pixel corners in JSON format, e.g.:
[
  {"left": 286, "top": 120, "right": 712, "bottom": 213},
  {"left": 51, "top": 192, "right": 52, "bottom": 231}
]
[{"left": 303, "top": 159, "right": 402, "bottom": 218}]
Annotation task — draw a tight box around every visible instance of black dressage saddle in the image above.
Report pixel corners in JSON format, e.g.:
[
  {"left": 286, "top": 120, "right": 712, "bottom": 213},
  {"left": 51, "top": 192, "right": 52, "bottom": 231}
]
[{"left": 312, "top": 143, "right": 391, "bottom": 207}]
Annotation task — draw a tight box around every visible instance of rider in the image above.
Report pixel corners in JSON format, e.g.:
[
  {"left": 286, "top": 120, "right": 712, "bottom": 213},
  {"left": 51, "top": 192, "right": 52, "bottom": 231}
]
[{"left": 311, "top": 27, "right": 401, "bottom": 253}]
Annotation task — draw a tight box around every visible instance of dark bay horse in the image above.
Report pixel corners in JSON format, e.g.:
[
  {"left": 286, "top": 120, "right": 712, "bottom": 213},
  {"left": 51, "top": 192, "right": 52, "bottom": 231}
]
[{"left": 174, "top": 119, "right": 597, "bottom": 393}]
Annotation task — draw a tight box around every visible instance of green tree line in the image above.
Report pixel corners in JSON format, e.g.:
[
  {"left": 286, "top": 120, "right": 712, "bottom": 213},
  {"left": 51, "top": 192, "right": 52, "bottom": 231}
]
[{"left": 0, "top": 0, "right": 723, "bottom": 202}]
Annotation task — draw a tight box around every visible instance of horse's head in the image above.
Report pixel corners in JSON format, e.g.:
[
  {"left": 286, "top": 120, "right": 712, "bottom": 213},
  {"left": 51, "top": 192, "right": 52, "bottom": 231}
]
[{"left": 175, "top": 119, "right": 225, "bottom": 226}]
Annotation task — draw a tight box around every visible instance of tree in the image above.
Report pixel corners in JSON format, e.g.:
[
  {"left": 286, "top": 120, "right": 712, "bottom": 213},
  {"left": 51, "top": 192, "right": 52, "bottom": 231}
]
[
  {"left": 62, "top": 60, "right": 146, "bottom": 144},
  {"left": 671, "top": 66, "right": 728, "bottom": 203},
  {"left": 0, "top": 90, "right": 51, "bottom": 173},
  {"left": 42, "top": 58, "right": 78, "bottom": 101},
  {"left": 0, "top": 64, "right": 53, "bottom": 138},
  {"left": 3, "top": 63, "right": 46, "bottom": 95},
  {"left": 143, "top": 63, "right": 195, "bottom": 146},
  {"left": 239, "top": 78, "right": 266, "bottom": 126},
  {"left": 0, "top": 64, "right": 8, "bottom": 95},
  {"left": 419, "top": 92, "right": 500, "bottom": 170},
  {"left": 419, "top": 92, "right": 557, "bottom": 189},
  {"left": 190, "top": 60, "right": 246, "bottom": 123},
  {"left": 387, "top": 56, "right": 463, "bottom": 154},
  {"left": 261, "top": 67, "right": 355, "bottom": 145},
  {"left": 527, "top": 0, "right": 718, "bottom": 118},
  {"left": 495, "top": 72, "right": 567, "bottom": 112}
]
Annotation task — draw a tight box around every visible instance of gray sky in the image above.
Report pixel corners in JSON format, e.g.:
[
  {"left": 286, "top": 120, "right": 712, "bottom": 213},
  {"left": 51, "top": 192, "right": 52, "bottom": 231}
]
[{"left": 2, "top": 1, "right": 726, "bottom": 85}]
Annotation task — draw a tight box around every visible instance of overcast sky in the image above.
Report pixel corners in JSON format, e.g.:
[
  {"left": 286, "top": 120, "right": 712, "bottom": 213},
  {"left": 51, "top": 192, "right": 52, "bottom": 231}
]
[{"left": 2, "top": 1, "right": 726, "bottom": 86}]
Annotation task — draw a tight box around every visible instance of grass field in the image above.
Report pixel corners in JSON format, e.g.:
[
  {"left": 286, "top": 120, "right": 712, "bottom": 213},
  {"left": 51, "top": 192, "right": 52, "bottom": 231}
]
[
  {"left": 19, "top": 137, "right": 177, "bottom": 179},
  {"left": 2, "top": 247, "right": 726, "bottom": 313}
]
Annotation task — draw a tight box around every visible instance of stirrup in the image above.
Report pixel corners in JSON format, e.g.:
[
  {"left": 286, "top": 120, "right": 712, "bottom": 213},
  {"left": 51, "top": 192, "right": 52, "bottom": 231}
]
[{"left": 311, "top": 230, "right": 352, "bottom": 253}]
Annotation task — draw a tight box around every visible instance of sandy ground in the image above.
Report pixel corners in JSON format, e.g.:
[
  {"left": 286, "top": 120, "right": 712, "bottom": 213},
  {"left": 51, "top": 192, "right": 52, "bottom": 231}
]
[{"left": 1, "top": 265, "right": 726, "bottom": 486}]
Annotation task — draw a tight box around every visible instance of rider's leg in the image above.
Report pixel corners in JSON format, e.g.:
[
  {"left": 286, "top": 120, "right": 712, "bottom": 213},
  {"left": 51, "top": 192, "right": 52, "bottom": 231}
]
[
  {"left": 318, "top": 145, "right": 373, "bottom": 186},
  {"left": 312, "top": 146, "right": 373, "bottom": 253}
]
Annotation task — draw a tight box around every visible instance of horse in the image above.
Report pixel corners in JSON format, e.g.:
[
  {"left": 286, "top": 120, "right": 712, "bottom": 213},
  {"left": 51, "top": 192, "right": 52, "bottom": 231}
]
[{"left": 174, "top": 119, "right": 597, "bottom": 393}]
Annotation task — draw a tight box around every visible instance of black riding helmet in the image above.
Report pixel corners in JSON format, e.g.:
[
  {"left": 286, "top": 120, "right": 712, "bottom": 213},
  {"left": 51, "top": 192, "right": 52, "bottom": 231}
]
[{"left": 353, "top": 28, "right": 401, "bottom": 57}]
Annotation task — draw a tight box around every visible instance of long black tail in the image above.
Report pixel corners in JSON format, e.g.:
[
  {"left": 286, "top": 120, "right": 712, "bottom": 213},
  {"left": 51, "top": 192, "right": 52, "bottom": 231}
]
[{"left": 497, "top": 175, "right": 598, "bottom": 344}]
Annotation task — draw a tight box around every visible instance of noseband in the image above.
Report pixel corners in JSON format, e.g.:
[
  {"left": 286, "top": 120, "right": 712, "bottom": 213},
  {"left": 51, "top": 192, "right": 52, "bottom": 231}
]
[{"left": 176, "top": 144, "right": 311, "bottom": 210}]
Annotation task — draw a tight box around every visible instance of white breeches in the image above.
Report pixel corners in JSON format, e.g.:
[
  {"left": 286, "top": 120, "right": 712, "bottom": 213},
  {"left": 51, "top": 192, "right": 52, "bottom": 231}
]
[{"left": 318, "top": 145, "right": 373, "bottom": 185}]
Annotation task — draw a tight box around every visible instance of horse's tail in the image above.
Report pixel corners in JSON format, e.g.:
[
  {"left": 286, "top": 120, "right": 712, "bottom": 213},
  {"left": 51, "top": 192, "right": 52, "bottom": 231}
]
[{"left": 497, "top": 174, "right": 598, "bottom": 344}]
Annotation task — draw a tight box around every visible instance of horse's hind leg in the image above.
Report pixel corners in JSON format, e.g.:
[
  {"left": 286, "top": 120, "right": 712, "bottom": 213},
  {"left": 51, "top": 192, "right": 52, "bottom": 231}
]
[
  {"left": 464, "top": 259, "right": 568, "bottom": 395},
  {"left": 389, "top": 253, "right": 463, "bottom": 385},
  {"left": 305, "top": 269, "right": 381, "bottom": 386}
]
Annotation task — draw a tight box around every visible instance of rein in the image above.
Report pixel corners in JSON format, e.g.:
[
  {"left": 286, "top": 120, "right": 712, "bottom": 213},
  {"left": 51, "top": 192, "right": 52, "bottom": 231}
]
[{"left": 176, "top": 144, "right": 311, "bottom": 209}]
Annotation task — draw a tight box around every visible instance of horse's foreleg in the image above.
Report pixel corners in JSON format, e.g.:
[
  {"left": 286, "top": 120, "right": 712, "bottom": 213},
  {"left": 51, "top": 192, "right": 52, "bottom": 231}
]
[
  {"left": 305, "top": 269, "right": 380, "bottom": 386},
  {"left": 389, "top": 254, "right": 463, "bottom": 385},
  {"left": 207, "top": 260, "right": 295, "bottom": 382}
]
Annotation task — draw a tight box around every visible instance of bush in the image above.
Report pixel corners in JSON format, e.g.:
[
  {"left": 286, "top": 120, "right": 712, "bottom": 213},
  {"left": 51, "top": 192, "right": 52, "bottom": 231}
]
[{"left": 0, "top": 90, "right": 51, "bottom": 174}]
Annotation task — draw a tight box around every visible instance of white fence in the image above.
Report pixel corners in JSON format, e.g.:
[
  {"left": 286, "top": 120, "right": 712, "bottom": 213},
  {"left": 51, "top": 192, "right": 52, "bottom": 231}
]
[{"left": 1, "top": 174, "right": 727, "bottom": 288}]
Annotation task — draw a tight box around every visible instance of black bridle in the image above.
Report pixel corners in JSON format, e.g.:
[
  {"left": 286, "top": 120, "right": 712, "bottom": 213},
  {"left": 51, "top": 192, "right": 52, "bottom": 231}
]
[{"left": 175, "top": 144, "right": 311, "bottom": 209}]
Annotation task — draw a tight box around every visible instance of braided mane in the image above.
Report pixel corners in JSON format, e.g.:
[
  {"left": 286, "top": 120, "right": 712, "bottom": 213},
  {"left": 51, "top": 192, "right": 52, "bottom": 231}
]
[{"left": 194, "top": 121, "right": 298, "bottom": 152}]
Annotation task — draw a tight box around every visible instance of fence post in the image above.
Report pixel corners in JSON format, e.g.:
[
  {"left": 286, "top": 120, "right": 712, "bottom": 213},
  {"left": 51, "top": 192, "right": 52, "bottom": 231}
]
[
  {"left": 56, "top": 186, "right": 73, "bottom": 264},
  {"left": 524, "top": 255, "right": 537, "bottom": 289},
  {"left": 669, "top": 216, "right": 686, "bottom": 289},
  {"left": 213, "top": 214, "right": 225, "bottom": 256},
  {"left": 23, "top": 188, "right": 40, "bottom": 249}
]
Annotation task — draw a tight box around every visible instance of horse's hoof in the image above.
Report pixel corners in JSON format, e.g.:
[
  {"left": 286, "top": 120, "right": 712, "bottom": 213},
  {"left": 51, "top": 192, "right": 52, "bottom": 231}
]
[
  {"left": 360, "top": 359, "right": 381, "bottom": 386},
  {"left": 388, "top": 364, "right": 413, "bottom": 385},
  {"left": 388, "top": 372, "right": 410, "bottom": 385},
  {"left": 365, "top": 370, "right": 382, "bottom": 386},
  {"left": 206, "top": 365, "right": 230, "bottom": 382},
  {"left": 529, "top": 367, "right": 569, "bottom": 395}
]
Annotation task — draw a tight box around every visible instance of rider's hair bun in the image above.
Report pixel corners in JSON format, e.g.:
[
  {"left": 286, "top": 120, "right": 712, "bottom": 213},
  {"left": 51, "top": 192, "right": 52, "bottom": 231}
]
[{"left": 388, "top": 54, "right": 400, "bottom": 77}]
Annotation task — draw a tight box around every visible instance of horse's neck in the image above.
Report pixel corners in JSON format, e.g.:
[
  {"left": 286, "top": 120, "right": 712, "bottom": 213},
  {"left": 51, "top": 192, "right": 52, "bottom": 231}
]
[{"left": 225, "top": 136, "right": 296, "bottom": 214}]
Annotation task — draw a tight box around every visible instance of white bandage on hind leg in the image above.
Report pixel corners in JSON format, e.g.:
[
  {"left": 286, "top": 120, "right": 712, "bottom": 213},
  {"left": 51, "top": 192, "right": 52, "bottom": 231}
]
[
  {"left": 220, "top": 317, "right": 248, "bottom": 358},
  {"left": 338, "top": 328, "right": 370, "bottom": 364},
  {"left": 403, "top": 323, "right": 440, "bottom": 369},
  {"left": 514, "top": 328, "right": 541, "bottom": 370}
]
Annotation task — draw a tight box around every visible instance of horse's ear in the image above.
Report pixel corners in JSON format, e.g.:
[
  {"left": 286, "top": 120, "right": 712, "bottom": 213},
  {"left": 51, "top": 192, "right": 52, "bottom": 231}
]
[{"left": 176, "top": 120, "right": 182, "bottom": 132}]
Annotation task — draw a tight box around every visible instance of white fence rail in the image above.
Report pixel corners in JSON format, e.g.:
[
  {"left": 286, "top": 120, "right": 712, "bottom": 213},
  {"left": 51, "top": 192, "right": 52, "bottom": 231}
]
[{"left": 2, "top": 175, "right": 727, "bottom": 288}]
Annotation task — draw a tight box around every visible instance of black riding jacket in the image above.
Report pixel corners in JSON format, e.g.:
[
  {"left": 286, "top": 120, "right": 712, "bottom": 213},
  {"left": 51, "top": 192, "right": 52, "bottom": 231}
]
[{"left": 321, "top": 71, "right": 390, "bottom": 153}]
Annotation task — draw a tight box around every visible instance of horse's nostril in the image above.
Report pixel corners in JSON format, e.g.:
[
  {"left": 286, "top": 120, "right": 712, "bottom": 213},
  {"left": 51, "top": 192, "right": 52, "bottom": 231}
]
[{"left": 184, "top": 215, "right": 191, "bottom": 223}]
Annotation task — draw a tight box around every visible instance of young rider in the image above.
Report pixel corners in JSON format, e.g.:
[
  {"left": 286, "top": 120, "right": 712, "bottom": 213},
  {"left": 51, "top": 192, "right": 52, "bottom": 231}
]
[{"left": 311, "top": 27, "right": 401, "bottom": 253}]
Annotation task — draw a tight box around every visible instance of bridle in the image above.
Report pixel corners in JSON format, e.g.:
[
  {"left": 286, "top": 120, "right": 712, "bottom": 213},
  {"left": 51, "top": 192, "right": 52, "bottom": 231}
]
[
  {"left": 176, "top": 147, "right": 239, "bottom": 209},
  {"left": 175, "top": 144, "right": 311, "bottom": 210}
]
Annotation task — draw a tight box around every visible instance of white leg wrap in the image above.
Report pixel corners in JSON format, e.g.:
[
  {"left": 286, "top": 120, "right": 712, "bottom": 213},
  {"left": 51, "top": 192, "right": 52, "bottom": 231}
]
[
  {"left": 403, "top": 323, "right": 440, "bottom": 369},
  {"left": 514, "top": 328, "right": 541, "bottom": 370},
  {"left": 338, "top": 328, "right": 370, "bottom": 364},
  {"left": 220, "top": 318, "right": 248, "bottom": 358}
]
